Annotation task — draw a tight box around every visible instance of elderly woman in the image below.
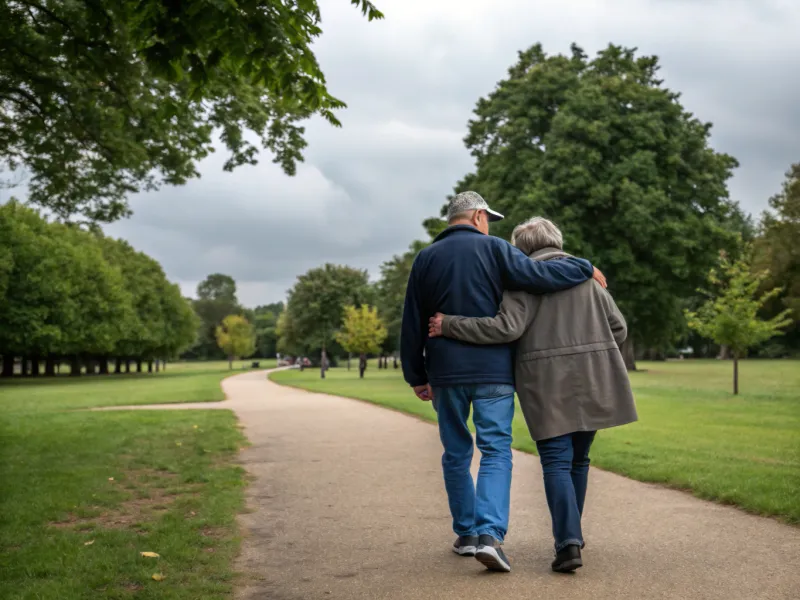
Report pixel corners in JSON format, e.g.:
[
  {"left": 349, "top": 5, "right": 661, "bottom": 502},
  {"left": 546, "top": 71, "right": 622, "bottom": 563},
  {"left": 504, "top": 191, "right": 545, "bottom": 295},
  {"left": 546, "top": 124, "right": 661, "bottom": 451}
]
[{"left": 428, "top": 217, "right": 637, "bottom": 573}]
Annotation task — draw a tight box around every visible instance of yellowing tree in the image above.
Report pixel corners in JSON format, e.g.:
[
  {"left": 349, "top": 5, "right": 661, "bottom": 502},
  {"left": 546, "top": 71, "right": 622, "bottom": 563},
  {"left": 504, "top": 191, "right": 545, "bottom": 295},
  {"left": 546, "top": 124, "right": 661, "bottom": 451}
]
[
  {"left": 216, "top": 315, "right": 256, "bottom": 370},
  {"left": 335, "top": 305, "right": 388, "bottom": 378},
  {"left": 685, "top": 252, "right": 793, "bottom": 394}
]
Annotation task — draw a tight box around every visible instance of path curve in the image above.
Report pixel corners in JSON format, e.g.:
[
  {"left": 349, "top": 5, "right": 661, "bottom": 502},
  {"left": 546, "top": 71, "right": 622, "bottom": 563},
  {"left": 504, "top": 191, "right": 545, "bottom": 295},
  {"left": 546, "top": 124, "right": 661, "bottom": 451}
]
[{"left": 101, "top": 370, "right": 800, "bottom": 599}]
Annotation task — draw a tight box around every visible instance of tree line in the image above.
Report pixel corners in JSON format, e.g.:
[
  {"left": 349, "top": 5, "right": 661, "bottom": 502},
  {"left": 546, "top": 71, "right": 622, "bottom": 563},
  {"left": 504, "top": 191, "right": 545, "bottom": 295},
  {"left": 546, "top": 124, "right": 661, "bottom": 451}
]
[
  {"left": 0, "top": 201, "right": 197, "bottom": 377},
  {"left": 275, "top": 44, "right": 799, "bottom": 375}
]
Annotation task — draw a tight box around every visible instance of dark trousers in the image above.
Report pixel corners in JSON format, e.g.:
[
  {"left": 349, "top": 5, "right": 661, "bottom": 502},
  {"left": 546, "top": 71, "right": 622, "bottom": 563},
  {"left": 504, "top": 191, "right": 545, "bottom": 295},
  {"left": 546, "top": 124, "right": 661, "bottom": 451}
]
[{"left": 536, "top": 431, "right": 596, "bottom": 551}]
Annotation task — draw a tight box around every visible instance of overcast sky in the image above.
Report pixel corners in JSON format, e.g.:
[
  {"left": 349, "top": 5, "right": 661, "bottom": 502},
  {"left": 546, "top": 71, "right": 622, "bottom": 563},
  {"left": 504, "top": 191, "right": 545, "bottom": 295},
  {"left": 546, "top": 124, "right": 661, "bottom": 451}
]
[{"left": 102, "top": 0, "right": 800, "bottom": 307}]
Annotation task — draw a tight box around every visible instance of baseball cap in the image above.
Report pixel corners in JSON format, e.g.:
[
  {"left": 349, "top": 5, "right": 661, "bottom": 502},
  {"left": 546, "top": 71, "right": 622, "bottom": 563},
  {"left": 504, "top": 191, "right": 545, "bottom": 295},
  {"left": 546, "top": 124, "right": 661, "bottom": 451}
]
[{"left": 445, "top": 191, "right": 505, "bottom": 222}]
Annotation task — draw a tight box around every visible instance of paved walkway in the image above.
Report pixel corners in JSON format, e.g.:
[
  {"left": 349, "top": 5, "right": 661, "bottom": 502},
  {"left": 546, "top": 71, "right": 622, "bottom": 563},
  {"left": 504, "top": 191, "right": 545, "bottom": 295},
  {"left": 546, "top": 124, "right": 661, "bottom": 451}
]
[{"left": 102, "top": 370, "right": 800, "bottom": 599}]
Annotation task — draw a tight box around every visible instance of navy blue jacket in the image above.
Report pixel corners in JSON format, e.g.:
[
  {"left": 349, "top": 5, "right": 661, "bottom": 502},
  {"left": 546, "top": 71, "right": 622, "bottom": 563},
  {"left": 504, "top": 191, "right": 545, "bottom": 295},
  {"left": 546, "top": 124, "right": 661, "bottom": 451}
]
[{"left": 401, "top": 225, "right": 594, "bottom": 387}]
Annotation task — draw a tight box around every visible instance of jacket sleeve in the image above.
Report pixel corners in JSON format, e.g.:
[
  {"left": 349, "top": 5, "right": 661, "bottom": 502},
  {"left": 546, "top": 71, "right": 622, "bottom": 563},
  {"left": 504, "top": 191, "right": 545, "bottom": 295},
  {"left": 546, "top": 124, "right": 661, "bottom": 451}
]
[
  {"left": 494, "top": 239, "right": 594, "bottom": 293},
  {"left": 400, "top": 256, "right": 428, "bottom": 387},
  {"left": 440, "top": 291, "right": 533, "bottom": 345},
  {"left": 596, "top": 282, "right": 628, "bottom": 346}
]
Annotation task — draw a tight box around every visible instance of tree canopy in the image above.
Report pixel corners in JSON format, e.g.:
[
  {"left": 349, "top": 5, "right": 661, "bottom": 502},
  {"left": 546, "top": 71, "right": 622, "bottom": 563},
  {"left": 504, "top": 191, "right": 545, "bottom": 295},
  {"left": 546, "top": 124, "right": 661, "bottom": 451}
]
[
  {"left": 186, "top": 273, "right": 243, "bottom": 360},
  {"left": 447, "top": 43, "right": 747, "bottom": 367},
  {"left": 0, "top": 0, "right": 383, "bottom": 222},
  {"left": 753, "top": 162, "right": 800, "bottom": 355},
  {"left": 0, "top": 200, "right": 197, "bottom": 376}
]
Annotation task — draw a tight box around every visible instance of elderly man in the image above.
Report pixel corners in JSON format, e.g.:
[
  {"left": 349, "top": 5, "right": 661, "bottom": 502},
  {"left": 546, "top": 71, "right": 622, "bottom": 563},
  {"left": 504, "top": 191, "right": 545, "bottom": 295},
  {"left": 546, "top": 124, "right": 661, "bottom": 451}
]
[
  {"left": 400, "top": 192, "right": 606, "bottom": 573},
  {"left": 428, "top": 217, "right": 637, "bottom": 573}
]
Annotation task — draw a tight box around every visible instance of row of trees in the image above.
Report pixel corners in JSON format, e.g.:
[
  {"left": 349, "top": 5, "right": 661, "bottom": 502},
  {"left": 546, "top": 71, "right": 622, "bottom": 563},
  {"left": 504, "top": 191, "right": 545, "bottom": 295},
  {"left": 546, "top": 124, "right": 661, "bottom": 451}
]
[
  {"left": 0, "top": 201, "right": 198, "bottom": 377},
  {"left": 275, "top": 44, "right": 798, "bottom": 381}
]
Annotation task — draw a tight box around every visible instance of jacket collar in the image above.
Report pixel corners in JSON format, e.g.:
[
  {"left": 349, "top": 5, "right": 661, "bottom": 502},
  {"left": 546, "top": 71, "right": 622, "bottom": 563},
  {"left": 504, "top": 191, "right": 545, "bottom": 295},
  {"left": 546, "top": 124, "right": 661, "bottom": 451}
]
[
  {"left": 529, "top": 247, "right": 572, "bottom": 261},
  {"left": 433, "top": 224, "right": 484, "bottom": 243}
]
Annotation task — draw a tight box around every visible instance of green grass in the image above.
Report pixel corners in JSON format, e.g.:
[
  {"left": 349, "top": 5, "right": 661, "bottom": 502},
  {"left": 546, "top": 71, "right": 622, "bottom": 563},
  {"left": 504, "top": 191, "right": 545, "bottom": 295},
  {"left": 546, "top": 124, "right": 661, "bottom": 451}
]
[
  {"left": 0, "top": 360, "right": 273, "bottom": 599},
  {"left": 271, "top": 359, "right": 800, "bottom": 524}
]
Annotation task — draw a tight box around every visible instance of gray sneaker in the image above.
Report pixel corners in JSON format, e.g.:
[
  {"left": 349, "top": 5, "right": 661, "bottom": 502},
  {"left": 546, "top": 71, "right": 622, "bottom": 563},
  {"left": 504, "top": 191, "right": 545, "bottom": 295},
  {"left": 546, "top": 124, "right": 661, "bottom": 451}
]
[
  {"left": 452, "top": 535, "right": 479, "bottom": 556},
  {"left": 475, "top": 534, "right": 511, "bottom": 572}
]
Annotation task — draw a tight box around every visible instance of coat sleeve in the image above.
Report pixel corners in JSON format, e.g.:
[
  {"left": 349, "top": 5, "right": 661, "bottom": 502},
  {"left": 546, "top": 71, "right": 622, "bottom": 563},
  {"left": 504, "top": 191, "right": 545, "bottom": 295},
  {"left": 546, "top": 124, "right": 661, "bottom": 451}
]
[
  {"left": 596, "top": 282, "right": 628, "bottom": 346},
  {"left": 400, "top": 256, "right": 428, "bottom": 387},
  {"left": 494, "top": 239, "right": 594, "bottom": 293},
  {"left": 440, "top": 291, "right": 533, "bottom": 345}
]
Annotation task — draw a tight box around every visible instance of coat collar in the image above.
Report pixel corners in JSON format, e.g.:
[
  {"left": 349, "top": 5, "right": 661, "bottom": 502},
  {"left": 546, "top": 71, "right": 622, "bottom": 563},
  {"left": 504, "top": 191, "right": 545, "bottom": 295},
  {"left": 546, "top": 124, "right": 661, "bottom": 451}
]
[
  {"left": 529, "top": 247, "right": 572, "bottom": 261},
  {"left": 432, "top": 224, "right": 484, "bottom": 243}
]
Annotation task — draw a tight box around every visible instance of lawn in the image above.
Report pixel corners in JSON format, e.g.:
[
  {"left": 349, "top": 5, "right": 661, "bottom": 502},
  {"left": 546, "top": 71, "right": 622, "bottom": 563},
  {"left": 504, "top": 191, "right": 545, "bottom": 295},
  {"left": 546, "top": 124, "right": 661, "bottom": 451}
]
[
  {"left": 0, "top": 360, "right": 273, "bottom": 600},
  {"left": 271, "top": 359, "right": 800, "bottom": 524}
]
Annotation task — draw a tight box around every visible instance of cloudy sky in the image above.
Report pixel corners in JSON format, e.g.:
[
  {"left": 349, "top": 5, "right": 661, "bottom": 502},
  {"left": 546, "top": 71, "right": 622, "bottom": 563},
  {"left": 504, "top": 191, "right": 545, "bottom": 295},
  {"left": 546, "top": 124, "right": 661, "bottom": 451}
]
[{"left": 104, "top": 0, "right": 800, "bottom": 307}]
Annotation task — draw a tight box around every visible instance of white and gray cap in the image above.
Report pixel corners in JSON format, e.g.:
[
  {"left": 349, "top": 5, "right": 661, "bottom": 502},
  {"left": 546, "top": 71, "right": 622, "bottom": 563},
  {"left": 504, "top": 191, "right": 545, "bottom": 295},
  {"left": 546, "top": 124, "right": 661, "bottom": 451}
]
[{"left": 446, "top": 191, "right": 505, "bottom": 222}]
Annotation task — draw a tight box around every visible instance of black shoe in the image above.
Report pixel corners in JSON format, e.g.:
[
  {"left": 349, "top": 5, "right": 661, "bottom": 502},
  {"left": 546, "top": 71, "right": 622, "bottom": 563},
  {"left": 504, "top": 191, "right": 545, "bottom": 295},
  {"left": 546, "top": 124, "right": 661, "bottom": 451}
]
[
  {"left": 552, "top": 544, "right": 583, "bottom": 573},
  {"left": 474, "top": 534, "right": 511, "bottom": 572},
  {"left": 452, "top": 535, "right": 479, "bottom": 556}
]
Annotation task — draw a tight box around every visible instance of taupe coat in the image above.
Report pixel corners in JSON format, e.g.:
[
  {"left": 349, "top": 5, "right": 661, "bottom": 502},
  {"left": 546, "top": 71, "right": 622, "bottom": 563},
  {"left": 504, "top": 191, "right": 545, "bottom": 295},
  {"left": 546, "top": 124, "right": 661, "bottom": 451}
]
[{"left": 442, "top": 248, "right": 637, "bottom": 441}]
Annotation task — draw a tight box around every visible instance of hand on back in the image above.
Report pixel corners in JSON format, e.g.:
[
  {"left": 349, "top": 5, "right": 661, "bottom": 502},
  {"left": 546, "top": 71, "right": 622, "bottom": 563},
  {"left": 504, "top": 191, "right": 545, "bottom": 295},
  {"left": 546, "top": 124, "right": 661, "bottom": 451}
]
[{"left": 429, "top": 312, "right": 445, "bottom": 338}]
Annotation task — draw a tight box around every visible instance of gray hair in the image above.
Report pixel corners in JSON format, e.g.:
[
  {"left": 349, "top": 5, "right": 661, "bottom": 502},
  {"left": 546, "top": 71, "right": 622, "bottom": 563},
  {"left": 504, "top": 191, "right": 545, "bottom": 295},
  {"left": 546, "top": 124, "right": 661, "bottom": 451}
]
[{"left": 511, "top": 217, "right": 563, "bottom": 254}]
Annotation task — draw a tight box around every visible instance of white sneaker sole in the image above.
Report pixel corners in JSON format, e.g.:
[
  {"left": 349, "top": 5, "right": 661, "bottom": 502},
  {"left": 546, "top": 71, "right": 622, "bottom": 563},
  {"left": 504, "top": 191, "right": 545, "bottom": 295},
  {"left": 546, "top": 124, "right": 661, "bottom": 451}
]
[
  {"left": 452, "top": 545, "right": 477, "bottom": 557},
  {"left": 475, "top": 546, "right": 511, "bottom": 572}
]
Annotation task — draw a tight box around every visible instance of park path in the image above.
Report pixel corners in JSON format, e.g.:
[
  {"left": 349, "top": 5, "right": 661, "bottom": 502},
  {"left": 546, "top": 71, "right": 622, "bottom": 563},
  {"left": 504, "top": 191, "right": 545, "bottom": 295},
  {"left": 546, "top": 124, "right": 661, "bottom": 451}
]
[{"left": 100, "top": 370, "right": 800, "bottom": 599}]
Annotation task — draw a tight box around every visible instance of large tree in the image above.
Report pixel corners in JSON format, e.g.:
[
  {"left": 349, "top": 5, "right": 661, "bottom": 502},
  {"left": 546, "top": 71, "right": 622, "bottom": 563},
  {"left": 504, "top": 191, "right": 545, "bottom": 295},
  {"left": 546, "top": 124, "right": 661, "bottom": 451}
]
[
  {"left": 0, "top": 0, "right": 383, "bottom": 222},
  {"left": 187, "top": 273, "right": 243, "bottom": 360},
  {"left": 252, "top": 302, "right": 284, "bottom": 358},
  {"left": 279, "top": 264, "right": 373, "bottom": 378},
  {"left": 450, "top": 43, "right": 743, "bottom": 368},
  {"left": 753, "top": 163, "right": 800, "bottom": 356}
]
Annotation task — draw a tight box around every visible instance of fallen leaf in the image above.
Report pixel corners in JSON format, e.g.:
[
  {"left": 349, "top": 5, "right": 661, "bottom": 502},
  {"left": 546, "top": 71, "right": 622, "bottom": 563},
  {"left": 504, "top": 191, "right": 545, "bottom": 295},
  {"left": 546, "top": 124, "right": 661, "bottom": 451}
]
[
  {"left": 140, "top": 551, "right": 160, "bottom": 558},
  {"left": 84, "top": 540, "right": 95, "bottom": 546},
  {"left": 108, "top": 477, "right": 115, "bottom": 481},
  {"left": 151, "top": 573, "right": 165, "bottom": 582},
  {"left": 190, "top": 511, "right": 196, "bottom": 517},
  {"left": 175, "top": 442, "right": 182, "bottom": 447},
  {"left": 193, "top": 425, "right": 198, "bottom": 429}
]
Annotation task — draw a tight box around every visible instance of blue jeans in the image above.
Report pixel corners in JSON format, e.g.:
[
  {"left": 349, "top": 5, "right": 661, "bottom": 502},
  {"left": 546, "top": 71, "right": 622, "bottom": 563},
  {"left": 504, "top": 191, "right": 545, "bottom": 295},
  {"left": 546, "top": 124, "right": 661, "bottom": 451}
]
[
  {"left": 432, "top": 384, "right": 515, "bottom": 542},
  {"left": 536, "top": 431, "right": 596, "bottom": 551}
]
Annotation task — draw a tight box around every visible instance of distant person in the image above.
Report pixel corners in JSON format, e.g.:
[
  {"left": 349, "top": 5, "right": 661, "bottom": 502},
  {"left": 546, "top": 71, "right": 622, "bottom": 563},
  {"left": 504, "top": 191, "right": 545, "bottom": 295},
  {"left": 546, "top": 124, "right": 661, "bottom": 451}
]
[
  {"left": 428, "top": 216, "right": 637, "bottom": 573},
  {"left": 401, "top": 193, "right": 606, "bottom": 573}
]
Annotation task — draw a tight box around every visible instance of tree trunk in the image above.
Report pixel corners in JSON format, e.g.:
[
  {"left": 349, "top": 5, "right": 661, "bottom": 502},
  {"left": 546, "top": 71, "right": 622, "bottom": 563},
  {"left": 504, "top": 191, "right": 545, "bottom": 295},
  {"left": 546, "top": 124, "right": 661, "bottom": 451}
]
[
  {"left": 30, "top": 356, "right": 41, "bottom": 377},
  {"left": 70, "top": 356, "right": 81, "bottom": 377},
  {"left": 20, "top": 357, "right": 30, "bottom": 377},
  {"left": 320, "top": 343, "right": 327, "bottom": 379},
  {"left": 125, "top": 360, "right": 131, "bottom": 374},
  {"left": 162, "top": 361, "right": 167, "bottom": 371},
  {"left": 99, "top": 357, "right": 109, "bottom": 375},
  {"left": 114, "top": 359, "right": 122, "bottom": 374},
  {"left": 147, "top": 361, "right": 153, "bottom": 373},
  {"left": 733, "top": 355, "right": 739, "bottom": 395},
  {"left": 45, "top": 356, "right": 56, "bottom": 377},
  {"left": 228, "top": 355, "right": 233, "bottom": 370},
  {"left": 393, "top": 355, "right": 398, "bottom": 369},
  {"left": 621, "top": 338, "right": 637, "bottom": 371},
  {"left": 136, "top": 360, "right": 142, "bottom": 373},
  {"left": 718, "top": 345, "right": 730, "bottom": 360},
  {"left": 359, "top": 354, "right": 367, "bottom": 379},
  {"left": 155, "top": 360, "right": 160, "bottom": 373},
  {"left": 2, "top": 355, "right": 15, "bottom": 377}
]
